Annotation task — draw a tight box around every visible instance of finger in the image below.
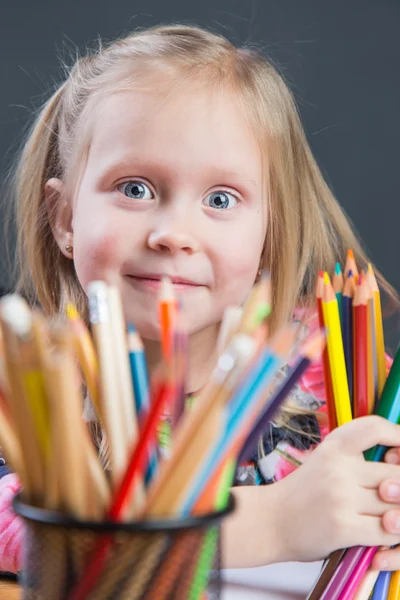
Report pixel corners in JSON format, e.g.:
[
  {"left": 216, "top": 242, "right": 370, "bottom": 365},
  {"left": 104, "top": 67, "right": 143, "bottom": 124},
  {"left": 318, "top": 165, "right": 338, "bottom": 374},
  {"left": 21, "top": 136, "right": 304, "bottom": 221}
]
[
  {"left": 358, "top": 462, "right": 400, "bottom": 488},
  {"left": 379, "top": 480, "right": 400, "bottom": 505},
  {"left": 357, "top": 487, "right": 396, "bottom": 517},
  {"left": 326, "top": 417, "right": 400, "bottom": 455},
  {"left": 382, "top": 510, "right": 400, "bottom": 537},
  {"left": 384, "top": 448, "right": 400, "bottom": 465},
  {"left": 352, "top": 514, "right": 400, "bottom": 549},
  {"left": 372, "top": 546, "right": 400, "bottom": 571}
]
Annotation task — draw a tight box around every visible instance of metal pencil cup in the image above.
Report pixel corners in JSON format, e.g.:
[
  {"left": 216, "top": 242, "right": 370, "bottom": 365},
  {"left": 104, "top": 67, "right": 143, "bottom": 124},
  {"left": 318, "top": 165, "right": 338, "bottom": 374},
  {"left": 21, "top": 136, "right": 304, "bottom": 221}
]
[{"left": 13, "top": 494, "right": 235, "bottom": 600}]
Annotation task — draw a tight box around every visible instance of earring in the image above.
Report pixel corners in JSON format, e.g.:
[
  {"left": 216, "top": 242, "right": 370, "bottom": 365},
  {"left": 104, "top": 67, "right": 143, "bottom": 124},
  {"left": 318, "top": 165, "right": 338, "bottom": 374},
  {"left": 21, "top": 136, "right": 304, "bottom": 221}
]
[{"left": 65, "top": 244, "right": 73, "bottom": 256}]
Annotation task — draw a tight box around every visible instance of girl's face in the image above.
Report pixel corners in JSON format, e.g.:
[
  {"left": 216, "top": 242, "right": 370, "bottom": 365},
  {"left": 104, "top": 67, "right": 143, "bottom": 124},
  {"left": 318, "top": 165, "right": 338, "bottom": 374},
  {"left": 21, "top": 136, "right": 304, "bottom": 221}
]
[{"left": 54, "top": 80, "right": 267, "bottom": 339}]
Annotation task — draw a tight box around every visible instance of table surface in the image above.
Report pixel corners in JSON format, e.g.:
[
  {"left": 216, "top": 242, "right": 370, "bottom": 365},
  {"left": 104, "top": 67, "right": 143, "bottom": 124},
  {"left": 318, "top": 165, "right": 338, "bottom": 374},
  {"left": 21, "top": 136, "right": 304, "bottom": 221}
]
[{"left": 0, "top": 561, "right": 323, "bottom": 600}]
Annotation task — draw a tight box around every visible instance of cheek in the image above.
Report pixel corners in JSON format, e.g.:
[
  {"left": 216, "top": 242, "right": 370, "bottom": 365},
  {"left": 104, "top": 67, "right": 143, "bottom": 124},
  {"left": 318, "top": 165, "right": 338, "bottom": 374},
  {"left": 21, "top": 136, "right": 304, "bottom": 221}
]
[
  {"left": 213, "top": 225, "right": 265, "bottom": 304},
  {"left": 73, "top": 216, "right": 126, "bottom": 290}
]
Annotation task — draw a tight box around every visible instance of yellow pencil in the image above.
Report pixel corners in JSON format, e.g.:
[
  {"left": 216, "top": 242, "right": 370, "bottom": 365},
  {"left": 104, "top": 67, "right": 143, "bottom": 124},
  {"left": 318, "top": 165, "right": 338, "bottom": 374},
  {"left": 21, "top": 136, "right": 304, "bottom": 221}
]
[
  {"left": 322, "top": 273, "right": 352, "bottom": 425},
  {"left": 388, "top": 571, "right": 400, "bottom": 600},
  {"left": 367, "top": 263, "right": 386, "bottom": 398},
  {"left": 66, "top": 303, "right": 101, "bottom": 419}
]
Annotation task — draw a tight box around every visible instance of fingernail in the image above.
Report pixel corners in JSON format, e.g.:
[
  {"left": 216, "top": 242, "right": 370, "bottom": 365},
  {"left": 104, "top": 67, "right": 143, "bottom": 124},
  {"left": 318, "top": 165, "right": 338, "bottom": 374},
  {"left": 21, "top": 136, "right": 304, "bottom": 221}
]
[
  {"left": 387, "top": 483, "right": 400, "bottom": 499},
  {"left": 386, "top": 450, "right": 399, "bottom": 464}
]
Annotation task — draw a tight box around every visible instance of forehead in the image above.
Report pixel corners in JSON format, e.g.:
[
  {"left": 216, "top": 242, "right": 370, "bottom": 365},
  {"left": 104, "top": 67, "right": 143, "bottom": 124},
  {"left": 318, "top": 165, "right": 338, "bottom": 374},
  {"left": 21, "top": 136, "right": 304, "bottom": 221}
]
[{"left": 84, "top": 78, "right": 263, "bottom": 182}]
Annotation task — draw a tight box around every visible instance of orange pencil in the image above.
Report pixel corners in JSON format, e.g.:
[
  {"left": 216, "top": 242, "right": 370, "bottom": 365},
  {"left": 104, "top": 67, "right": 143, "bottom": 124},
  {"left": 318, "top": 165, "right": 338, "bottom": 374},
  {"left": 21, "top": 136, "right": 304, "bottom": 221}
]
[
  {"left": 158, "top": 276, "right": 178, "bottom": 361},
  {"left": 353, "top": 274, "right": 369, "bottom": 418},
  {"left": 316, "top": 271, "right": 337, "bottom": 430},
  {"left": 344, "top": 249, "right": 359, "bottom": 283},
  {"left": 367, "top": 263, "right": 386, "bottom": 398}
]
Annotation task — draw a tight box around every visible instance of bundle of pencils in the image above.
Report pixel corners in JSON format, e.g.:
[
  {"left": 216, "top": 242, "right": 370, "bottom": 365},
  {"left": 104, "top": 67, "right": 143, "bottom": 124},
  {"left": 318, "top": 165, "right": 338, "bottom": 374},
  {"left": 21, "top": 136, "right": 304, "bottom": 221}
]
[
  {"left": 310, "top": 251, "right": 400, "bottom": 600},
  {"left": 0, "top": 274, "right": 325, "bottom": 600}
]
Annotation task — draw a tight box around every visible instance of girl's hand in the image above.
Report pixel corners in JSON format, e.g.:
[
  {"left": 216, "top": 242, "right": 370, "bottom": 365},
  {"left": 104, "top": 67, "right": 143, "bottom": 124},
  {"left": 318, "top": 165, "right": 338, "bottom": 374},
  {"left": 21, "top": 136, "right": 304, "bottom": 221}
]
[
  {"left": 372, "top": 446, "right": 400, "bottom": 570},
  {"left": 273, "top": 416, "right": 400, "bottom": 565}
]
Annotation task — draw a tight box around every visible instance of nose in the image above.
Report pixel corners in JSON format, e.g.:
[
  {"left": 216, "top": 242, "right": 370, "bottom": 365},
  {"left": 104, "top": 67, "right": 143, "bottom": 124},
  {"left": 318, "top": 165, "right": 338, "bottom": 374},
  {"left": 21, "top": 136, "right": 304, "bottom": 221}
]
[{"left": 147, "top": 227, "right": 200, "bottom": 255}]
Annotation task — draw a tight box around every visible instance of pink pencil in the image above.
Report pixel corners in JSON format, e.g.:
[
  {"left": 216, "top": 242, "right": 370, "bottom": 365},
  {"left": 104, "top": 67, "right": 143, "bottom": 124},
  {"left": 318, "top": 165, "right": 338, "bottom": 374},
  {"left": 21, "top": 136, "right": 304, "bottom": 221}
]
[{"left": 337, "top": 547, "right": 379, "bottom": 600}]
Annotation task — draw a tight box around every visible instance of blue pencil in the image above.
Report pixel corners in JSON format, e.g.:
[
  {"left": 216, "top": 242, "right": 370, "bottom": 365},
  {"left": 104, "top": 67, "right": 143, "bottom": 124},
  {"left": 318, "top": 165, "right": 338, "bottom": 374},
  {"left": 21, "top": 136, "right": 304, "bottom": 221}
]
[
  {"left": 127, "top": 324, "right": 157, "bottom": 484},
  {"left": 371, "top": 571, "right": 391, "bottom": 600},
  {"left": 180, "top": 346, "right": 285, "bottom": 515},
  {"left": 342, "top": 271, "right": 355, "bottom": 411}
]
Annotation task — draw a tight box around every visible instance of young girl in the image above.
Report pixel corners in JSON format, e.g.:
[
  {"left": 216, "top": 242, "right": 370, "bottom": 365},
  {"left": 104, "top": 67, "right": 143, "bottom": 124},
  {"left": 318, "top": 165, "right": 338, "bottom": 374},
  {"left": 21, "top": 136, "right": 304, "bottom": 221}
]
[{"left": 2, "top": 23, "right": 400, "bottom": 576}]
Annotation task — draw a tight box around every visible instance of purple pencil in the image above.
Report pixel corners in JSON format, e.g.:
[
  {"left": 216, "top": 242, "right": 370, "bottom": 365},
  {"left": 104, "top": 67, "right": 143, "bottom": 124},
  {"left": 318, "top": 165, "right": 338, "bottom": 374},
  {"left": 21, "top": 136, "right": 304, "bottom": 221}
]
[{"left": 237, "top": 331, "right": 326, "bottom": 466}]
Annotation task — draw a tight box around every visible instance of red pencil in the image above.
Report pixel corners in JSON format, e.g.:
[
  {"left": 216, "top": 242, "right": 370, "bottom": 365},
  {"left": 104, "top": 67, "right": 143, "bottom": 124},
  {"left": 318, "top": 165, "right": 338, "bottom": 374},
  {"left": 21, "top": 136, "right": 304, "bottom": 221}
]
[
  {"left": 316, "top": 271, "right": 337, "bottom": 430},
  {"left": 353, "top": 275, "right": 369, "bottom": 418},
  {"left": 68, "top": 377, "right": 174, "bottom": 600}
]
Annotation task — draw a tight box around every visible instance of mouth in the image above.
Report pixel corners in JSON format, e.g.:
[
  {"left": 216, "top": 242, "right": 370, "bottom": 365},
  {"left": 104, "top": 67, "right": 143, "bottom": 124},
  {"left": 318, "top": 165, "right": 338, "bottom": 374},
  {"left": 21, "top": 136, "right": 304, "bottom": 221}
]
[{"left": 125, "top": 274, "right": 206, "bottom": 292}]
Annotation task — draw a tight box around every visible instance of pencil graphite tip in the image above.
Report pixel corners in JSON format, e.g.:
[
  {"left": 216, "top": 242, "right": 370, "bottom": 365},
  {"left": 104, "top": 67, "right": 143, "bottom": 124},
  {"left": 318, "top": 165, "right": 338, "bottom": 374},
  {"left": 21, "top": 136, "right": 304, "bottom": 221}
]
[
  {"left": 348, "top": 249, "right": 354, "bottom": 259},
  {"left": 318, "top": 270, "right": 324, "bottom": 278},
  {"left": 347, "top": 269, "right": 353, "bottom": 278},
  {"left": 323, "top": 272, "right": 331, "bottom": 285},
  {"left": 335, "top": 262, "right": 341, "bottom": 276}
]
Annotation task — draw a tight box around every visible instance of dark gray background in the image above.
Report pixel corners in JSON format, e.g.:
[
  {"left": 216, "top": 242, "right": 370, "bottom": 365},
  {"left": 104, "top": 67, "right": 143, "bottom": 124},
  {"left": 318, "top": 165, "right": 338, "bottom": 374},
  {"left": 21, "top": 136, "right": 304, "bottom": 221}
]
[{"left": 0, "top": 0, "right": 399, "bottom": 337}]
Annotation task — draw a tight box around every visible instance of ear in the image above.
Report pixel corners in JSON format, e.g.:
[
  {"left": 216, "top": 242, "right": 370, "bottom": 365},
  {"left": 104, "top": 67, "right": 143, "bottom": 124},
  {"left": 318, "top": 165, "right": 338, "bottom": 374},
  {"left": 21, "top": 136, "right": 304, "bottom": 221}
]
[{"left": 44, "top": 178, "right": 73, "bottom": 259}]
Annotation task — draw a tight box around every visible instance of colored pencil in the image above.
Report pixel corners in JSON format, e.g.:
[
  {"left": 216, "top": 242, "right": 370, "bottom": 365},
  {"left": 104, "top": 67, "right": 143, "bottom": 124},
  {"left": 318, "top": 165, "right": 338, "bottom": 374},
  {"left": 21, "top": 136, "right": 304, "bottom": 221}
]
[
  {"left": 333, "top": 262, "right": 344, "bottom": 323},
  {"left": 388, "top": 571, "right": 400, "bottom": 600},
  {"left": 364, "top": 342, "right": 400, "bottom": 462},
  {"left": 342, "top": 270, "right": 355, "bottom": 408},
  {"left": 66, "top": 303, "right": 101, "bottom": 418},
  {"left": 322, "top": 273, "right": 352, "bottom": 425},
  {"left": 345, "top": 249, "right": 359, "bottom": 282},
  {"left": 365, "top": 275, "right": 378, "bottom": 413},
  {"left": 236, "top": 330, "right": 326, "bottom": 465},
  {"left": 88, "top": 282, "right": 127, "bottom": 487},
  {"left": 371, "top": 571, "right": 391, "bottom": 600},
  {"left": 337, "top": 547, "right": 379, "bottom": 600},
  {"left": 352, "top": 568, "right": 379, "bottom": 600},
  {"left": 316, "top": 271, "right": 337, "bottom": 430},
  {"left": 159, "top": 276, "right": 177, "bottom": 361},
  {"left": 367, "top": 264, "right": 386, "bottom": 398},
  {"left": 239, "top": 272, "right": 271, "bottom": 335},
  {"left": 353, "top": 275, "right": 369, "bottom": 418}
]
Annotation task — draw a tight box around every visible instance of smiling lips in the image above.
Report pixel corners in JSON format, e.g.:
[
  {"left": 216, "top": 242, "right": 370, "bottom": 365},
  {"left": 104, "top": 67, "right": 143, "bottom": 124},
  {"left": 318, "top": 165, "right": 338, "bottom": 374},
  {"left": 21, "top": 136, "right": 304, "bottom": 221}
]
[{"left": 126, "top": 273, "right": 205, "bottom": 292}]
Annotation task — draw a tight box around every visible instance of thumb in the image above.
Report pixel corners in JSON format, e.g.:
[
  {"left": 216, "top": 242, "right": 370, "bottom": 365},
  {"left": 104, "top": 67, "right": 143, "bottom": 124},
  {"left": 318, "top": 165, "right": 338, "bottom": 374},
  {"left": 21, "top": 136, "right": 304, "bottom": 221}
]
[{"left": 327, "top": 416, "right": 400, "bottom": 456}]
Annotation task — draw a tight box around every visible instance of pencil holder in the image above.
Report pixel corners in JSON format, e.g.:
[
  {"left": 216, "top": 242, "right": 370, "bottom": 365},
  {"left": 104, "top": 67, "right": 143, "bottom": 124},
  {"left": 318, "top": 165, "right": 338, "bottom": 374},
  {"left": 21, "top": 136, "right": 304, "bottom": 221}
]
[{"left": 13, "top": 493, "right": 235, "bottom": 600}]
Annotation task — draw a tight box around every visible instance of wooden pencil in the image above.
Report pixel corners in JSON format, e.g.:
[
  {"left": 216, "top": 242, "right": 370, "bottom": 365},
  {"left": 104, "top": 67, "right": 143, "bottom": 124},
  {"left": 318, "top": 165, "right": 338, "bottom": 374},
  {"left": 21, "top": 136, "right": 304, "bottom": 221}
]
[
  {"left": 316, "top": 271, "right": 337, "bottom": 430},
  {"left": 365, "top": 274, "right": 377, "bottom": 413},
  {"left": 367, "top": 263, "right": 386, "bottom": 398},
  {"left": 353, "top": 275, "right": 369, "bottom": 418},
  {"left": 333, "top": 262, "right": 344, "bottom": 323},
  {"left": 88, "top": 281, "right": 127, "bottom": 488},
  {"left": 387, "top": 571, "right": 400, "bottom": 600},
  {"left": 66, "top": 303, "right": 101, "bottom": 420},
  {"left": 159, "top": 276, "right": 177, "bottom": 361},
  {"left": 344, "top": 249, "right": 359, "bottom": 282},
  {"left": 108, "top": 286, "right": 138, "bottom": 449},
  {"left": 342, "top": 271, "right": 355, "bottom": 409},
  {"left": 322, "top": 273, "right": 352, "bottom": 425}
]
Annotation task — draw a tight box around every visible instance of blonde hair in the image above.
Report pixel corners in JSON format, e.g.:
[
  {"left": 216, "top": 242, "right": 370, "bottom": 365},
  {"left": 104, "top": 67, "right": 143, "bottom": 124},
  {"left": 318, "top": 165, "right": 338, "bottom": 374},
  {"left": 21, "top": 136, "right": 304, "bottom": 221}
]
[{"left": 9, "top": 24, "right": 398, "bottom": 331}]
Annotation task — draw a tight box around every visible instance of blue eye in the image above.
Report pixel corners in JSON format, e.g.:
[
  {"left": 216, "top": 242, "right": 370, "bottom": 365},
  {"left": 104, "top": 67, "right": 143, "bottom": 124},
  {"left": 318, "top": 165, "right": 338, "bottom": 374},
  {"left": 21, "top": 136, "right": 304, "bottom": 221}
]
[
  {"left": 203, "top": 191, "right": 238, "bottom": 210},
  {"left": 117, "top": 181, "right": 153, "bottom": 200}
]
